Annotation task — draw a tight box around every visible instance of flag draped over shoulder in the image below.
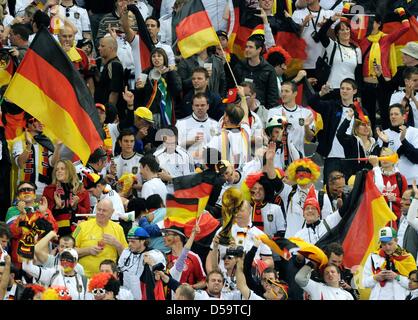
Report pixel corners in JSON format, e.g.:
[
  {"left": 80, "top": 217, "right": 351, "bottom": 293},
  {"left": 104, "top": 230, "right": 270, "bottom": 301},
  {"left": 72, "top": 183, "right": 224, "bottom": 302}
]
[
  {"left": 128, "top": 4, "right": 155, "bottom": 71},
  {"left": 175, "top": 0, "right": 220, "bottom": 59},
  {"left": 316, "top": 170, "right": 397, "bottom": 268},
  {"left": 4, "top": 28, "right": 104, "bottom": 165}
]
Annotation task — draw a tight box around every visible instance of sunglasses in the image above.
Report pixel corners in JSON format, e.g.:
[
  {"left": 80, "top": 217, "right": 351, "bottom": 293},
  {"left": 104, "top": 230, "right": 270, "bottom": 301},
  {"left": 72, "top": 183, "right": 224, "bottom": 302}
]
[
  {"left": 91, "top": 288, "right": 106, "bottom": 296},
  {"left": 18, "top": 187, "right": 35, "bottom": 193},
  {"left": 223, "top": 255, "right": 234, "bottom": 260}
]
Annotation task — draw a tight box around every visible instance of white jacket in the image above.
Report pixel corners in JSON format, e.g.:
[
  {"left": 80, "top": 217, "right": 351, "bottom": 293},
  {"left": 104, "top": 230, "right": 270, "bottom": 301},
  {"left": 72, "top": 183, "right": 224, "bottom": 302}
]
[{"left": 362, "top": 253, "right": 409, "bottom": 300}]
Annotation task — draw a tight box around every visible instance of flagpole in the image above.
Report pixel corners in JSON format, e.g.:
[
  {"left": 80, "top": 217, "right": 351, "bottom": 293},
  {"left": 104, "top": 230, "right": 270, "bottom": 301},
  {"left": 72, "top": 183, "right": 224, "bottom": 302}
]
[{"left": 218, "top": 44, "right": 239, "bottom": 88}]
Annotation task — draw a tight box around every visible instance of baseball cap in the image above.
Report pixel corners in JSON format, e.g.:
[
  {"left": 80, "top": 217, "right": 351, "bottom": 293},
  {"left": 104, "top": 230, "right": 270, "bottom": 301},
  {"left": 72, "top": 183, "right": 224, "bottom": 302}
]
[
  {"left": 379, "top": 227, "right": 397, "bottom": 243},
  {"left": 216, "top": 30, "right": 228, "bottom": 40},
  {"left": 60, "top": 248, "right": 78, "bottom": 261},
  {"left": 127, "top": 226, "right": 150, "bottom": 240},
  {"left": 134, "top": 107, "right": 154, "bottom": 123}
]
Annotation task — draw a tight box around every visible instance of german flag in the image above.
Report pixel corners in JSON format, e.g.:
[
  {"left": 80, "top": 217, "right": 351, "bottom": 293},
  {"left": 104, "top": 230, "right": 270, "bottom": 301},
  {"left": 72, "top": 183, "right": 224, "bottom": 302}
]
[
  {"left": 165, "top": 194, "right": 220, "bottom": 241},
  {"left": 0, "top": 52, "right": 16, "bottom": 87},
  {"left": 175, "top": 0, "right": 220, "bottom": 59},
  {"left": 173, "top": 171, "right": 215, "bottom": 214},
  {"left": 128, "top": 4, "right": 154, "bottom": 71},
  {"left": 4, "top": 28, "right": 104, "bottom": 165},
  {"left": 316, "top": 170, "right": 397, "bottom": 269},
  {"left": 227, "top": 0, "right": 264, "bottom": 59},
  {"left": 259, "top": 234, "right": 329, "bottom": 269}
]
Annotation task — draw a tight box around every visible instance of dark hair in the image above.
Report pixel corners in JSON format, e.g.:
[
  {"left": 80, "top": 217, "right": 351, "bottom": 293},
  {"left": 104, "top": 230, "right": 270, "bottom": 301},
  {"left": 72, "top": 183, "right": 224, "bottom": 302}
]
[
  {"left": 139, "top": 155, "right": 160, "bottom": 173},
  {"left": 403, "top": 66, "right": 418, "bottom": 80},
  {"left": 340, "top": 78, "right": 358, "bottom": 90},
  {"left": 100, "top": 259, "right": 119, "bottom": 273},
  {"left": 10, "top": 23, "right": 30, "bottom": 41},
  {"left": 324, "top": 242, "right": 344, "bottom": 258},
  {"left": 104, "top": 103, "right": 118, "bottom": 123},
  {"left": 192, "top": 67, "right": 209, "bottom": 79},
  {"left": 150, "top": 47, "right": 168, "bottom": 67},
  {"left": 388, "top": 103, "right": 405, "bottom": 115},
  {"left": 146, "top": 194, "right": 164, "bottom": 210},
  {"left": 16, "top": 181, "right": 37, "bottom": 192},
  {"left": 104, "top": 275, "right": 121, "bottom": 297},
  {"left": 192, "top": 92, "right": 209, "bottom": 104},
  {"left": 266, "top": 51, "right": 286, "bottom": 67},
  {"left": 247, "top": 34, "right": 264, "bottom": 50},
  {"left": 409, "top": 270, "right": 418, "bottom": 278},
  {"left": 206, "top": 270, "right": 225, "bottom": 283},
  {"left": 282, "top": 81, "right": 298, "bottom": 93},
  {"left": 127, "top": 198, "right": 147, "bottom": 219},
  {"left": 145, "top": 16, "right": 160, "bottom": 28},
  {"left": 117, "top": 128, "right": 135, "bottom": 142},
  {"left": 32, "top": 10, "right": 50, "bottom": 29},
  {"left": 0, "top": 222, "right": 11, "bottom": 240},
  {"left": 334, "top": 21, "right": 351, "bottom": 38},
  {"left": 322, "top": 263, "right": 341, "bottom": 276},
  {"left": 225, "top": 104, "right": 244, "bottom": 125},
  {"left": 88, "top": 147, "right": 107, "bottom": 164}
]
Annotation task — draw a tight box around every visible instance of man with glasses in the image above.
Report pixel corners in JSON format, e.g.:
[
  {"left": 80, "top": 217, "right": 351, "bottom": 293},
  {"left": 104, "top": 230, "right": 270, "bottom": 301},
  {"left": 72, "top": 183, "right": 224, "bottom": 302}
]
[
  {"left": 59, "top": 0, "right": 91, "bottom": 41},
  {"left": 406, "top": 270, "right": 418, "bottom": 300}
]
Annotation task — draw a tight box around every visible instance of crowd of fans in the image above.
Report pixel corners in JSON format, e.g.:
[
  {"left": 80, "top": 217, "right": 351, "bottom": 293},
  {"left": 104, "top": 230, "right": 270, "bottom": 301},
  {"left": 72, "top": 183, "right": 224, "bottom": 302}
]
[{"left": 0, "top": 0, "right": 418, "bottom": 301}]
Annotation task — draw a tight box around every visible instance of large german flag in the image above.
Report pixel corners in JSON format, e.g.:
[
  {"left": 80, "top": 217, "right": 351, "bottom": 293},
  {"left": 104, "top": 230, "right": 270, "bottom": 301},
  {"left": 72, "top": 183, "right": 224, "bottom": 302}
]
[
  {"left": 128, "top": 4, "right": 154, "bottom": 71},
  {"left": 316, "top": 169, "right": 397, "bottom": 269},
  {"left": 165, "top": 194, "right": 220, "bottom": 241},
  {"left": 4, "top": 28, "right": 104, "bottom": 165},
  {"left": 175, "top": 0, "right": 220, "bottom": 59}
]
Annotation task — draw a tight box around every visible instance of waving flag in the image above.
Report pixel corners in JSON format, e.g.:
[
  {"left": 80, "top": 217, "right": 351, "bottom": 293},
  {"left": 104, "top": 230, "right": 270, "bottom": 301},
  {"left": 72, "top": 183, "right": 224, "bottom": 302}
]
[
  {"left": 175, "top": 0, "right": 220, "bottom": 58},
  {"left": 4, "top": 28, "right": 104, "bottom": 165}
]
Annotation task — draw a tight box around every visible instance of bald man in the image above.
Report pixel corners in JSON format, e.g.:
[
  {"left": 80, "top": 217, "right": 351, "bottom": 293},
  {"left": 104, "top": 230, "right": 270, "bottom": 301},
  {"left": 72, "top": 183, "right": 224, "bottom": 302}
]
[
  {"left": 73, "top": 199, "right": 128, "bottom": 278},
  {"left": 59, "top": 21, "right": 94, "bottom": 94},
  {"left": 94, "top": 35, "right": 127, "bottom": 122}
]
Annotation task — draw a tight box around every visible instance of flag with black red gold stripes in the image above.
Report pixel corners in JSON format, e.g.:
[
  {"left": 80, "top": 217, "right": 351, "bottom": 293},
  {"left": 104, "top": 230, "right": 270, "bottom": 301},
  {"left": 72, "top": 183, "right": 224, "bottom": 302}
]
[{"left": 4, "top": 27, "right": 104, "bottom": 165}]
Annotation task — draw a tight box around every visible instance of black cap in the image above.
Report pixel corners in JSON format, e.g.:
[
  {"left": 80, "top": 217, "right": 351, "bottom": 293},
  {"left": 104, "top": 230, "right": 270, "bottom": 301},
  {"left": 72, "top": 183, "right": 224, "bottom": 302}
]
[{"left": 216, "top": 30, "right": 228, "bottom": 40}]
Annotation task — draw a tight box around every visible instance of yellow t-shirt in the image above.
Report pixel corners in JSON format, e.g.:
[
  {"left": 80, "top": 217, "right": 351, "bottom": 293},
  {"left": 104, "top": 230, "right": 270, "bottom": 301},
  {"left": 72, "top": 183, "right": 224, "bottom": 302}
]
[{"left": 73, "top": 219, "right": 128, "bottom": 278}]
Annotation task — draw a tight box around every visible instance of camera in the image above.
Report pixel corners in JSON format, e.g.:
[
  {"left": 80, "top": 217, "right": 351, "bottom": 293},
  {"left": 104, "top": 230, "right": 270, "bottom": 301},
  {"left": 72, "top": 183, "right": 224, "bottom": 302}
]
[
  {"left": 225, "top": 246, "right": 244, "bottom": 258},
  {"left": 311, "top": 30, "right": 320, "bottom": 43},
  {"left": 151, "top": 262, "right": 165, "bottom": 272}
]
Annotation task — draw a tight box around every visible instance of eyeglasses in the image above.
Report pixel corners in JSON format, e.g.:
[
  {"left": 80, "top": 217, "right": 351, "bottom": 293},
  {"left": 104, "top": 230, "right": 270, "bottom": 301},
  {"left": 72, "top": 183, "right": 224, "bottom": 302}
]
[
  {"left": 18, "top": 187, "right": 35, "bottom": 193},
  {"left": 91, "top": 288, "right": 106, "bottom": 296}
]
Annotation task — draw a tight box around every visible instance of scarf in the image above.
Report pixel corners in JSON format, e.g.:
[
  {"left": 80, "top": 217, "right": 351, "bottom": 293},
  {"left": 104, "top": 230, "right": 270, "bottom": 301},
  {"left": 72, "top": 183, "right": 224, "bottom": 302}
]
[
  {"left": 157, "top": 77, "right": 173, "bottom": 126},
  {"left": 145, "top": 79, "right": 159, "bottom": 110},
  {"left": 140, "top": 265, "right": 165, "bottom": 300},
  {"left": 251, "top": 201, "right": 266, "bottom": 231},
  {"left": 376, "top": 247, "right": 417, "bottom": 277},
  {"left": 367, "top": 32, "right": 397, "bottom": 77}
]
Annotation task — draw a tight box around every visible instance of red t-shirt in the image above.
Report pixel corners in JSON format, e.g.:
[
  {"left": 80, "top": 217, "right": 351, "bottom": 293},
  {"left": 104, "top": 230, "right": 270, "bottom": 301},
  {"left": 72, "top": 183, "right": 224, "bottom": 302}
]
[
  {"left": 381, "top": 172, "right": 408, "bottom": 225},
  {"left": 166, "top": 251, "right": 206, "bottom": 285}
]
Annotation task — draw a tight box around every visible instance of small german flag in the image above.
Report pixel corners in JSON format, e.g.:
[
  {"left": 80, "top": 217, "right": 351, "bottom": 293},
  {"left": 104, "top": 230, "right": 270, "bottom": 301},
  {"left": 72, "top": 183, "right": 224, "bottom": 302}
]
[
  {"left": 0, "top": 52, "right": 16, "bottom": 87},
  {"left": 165, "top": 194, "right": 220, "bottom": 242},
  {"left": 4, "top": 28, "right": 104, "bottom": 165},
  {"left": 173, "top": 171, "right": 215, "bottom": 214},
  {"left": 175, "top": 0, "right": 220, "bottom": 59}
]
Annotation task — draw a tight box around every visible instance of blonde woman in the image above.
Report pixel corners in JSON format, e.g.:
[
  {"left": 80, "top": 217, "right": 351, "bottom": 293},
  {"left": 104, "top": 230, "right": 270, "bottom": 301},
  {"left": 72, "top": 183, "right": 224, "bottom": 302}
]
[
  {"left": 43, "top": 160, "right": 90, "bottom": 236},
  {"left": 336, "top": 108, "right": 380, "bottom": 178}
]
